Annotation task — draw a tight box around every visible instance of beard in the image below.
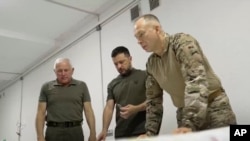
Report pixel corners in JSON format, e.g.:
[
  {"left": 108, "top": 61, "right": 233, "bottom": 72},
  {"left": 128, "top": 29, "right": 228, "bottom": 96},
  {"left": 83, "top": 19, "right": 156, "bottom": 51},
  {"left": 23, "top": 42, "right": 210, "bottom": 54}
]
[{"left": 119, "top": 68, "right": 132, "bottom": 76}]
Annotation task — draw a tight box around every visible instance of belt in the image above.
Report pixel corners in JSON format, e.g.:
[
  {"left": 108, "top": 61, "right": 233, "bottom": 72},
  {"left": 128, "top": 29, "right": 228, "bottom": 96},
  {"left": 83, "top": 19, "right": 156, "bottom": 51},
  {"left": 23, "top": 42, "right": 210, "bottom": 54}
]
[
  {"left": 208, "top": 88, "right": 224, "bottom": 103},
  {"left": 46, "top": 121, "right": 82, "bottom": 128}
]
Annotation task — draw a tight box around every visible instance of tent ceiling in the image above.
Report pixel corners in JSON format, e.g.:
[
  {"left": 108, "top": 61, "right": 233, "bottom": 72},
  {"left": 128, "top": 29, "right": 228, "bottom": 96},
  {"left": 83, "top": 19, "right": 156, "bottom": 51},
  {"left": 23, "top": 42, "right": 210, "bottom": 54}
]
[{"left": 0, "top": 0, "right": 136, "bottom": 91}]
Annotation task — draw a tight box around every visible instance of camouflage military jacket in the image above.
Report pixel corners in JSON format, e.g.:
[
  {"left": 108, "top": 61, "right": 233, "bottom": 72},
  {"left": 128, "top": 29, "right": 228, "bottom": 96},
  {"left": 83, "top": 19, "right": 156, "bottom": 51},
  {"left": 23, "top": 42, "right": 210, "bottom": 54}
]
[{"left": 145, "top": 33, "right": 222, "bottom": 135}]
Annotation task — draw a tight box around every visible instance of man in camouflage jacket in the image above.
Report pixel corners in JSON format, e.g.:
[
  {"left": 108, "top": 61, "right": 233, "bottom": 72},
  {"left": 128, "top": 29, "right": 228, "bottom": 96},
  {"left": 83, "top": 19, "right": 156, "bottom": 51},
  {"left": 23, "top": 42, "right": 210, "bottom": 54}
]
[{"left": 133, "top": 14, "right": 237, "bottom": 136}]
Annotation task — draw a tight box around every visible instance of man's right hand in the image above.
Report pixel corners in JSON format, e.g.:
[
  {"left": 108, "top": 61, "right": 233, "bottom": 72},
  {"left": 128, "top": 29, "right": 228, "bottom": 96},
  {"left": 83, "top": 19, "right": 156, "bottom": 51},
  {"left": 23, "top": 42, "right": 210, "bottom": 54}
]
[
  {"left": 97, "top": 131, "right": 107, "bottom": 141},
  {"left": 37, "top": 137, "right": 46, "bottom": 141},
  {"left": 137, "top": 134, "right": 148, "bottom": 139}
]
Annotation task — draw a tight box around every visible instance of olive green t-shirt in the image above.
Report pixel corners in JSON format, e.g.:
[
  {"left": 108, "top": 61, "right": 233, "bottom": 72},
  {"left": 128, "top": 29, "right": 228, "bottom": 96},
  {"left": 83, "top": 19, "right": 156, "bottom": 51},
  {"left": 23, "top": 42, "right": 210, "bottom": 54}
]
[
  {"left": 39, "top": 78, "right": 91, "bottom": 122},
  {"left": 107, "top": 68, "right": 147, "bottom": 137}
]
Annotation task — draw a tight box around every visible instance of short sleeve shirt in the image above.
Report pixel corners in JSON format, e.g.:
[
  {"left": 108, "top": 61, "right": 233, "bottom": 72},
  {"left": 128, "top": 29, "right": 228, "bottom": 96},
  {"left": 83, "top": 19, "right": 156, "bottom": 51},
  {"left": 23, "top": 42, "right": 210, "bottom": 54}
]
[
  {"left": 107, "top": 68, "right": 147, "bottom": 137},
  {"left": 39, "top": 78, "right": 91, "bottom": 122}
]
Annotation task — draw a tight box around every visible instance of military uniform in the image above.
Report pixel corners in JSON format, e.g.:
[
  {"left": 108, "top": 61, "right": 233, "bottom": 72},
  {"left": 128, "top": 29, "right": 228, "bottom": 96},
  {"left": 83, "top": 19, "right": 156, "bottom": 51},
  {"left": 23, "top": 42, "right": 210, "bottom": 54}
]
[
  {"left": 107, "top": 68, "right": 147, "bottom": 138},
  {"left": 145, "top": 33, "right": 237, "bottom": 135},
  {"left": 39, "top": 79, "right": 91, "bottom": 141}
]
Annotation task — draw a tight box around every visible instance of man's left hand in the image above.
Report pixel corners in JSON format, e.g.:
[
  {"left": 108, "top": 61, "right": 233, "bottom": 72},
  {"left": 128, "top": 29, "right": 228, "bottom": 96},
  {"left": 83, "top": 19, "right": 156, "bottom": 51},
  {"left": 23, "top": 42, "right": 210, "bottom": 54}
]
[
  {"left": 120, "top": 104, "right": 136, "bottom": 119},
  {"left": 172, "top": 127, "right": 192, "bottom": 134}
]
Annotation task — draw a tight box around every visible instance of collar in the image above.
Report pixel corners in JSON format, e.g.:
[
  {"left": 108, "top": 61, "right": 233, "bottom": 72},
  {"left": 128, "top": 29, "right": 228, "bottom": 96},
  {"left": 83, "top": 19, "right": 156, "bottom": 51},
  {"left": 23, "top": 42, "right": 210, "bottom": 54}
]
[{"left": 53, "top": 78, "right": 77, "bottom": 86}]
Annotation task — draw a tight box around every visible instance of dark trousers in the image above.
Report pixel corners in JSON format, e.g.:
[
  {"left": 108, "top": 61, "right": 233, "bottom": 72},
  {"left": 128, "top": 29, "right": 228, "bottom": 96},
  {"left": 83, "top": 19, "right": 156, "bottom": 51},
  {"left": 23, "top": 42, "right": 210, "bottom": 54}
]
[{"left": 45, "top": 126, "right": 84, "bottom": 141}]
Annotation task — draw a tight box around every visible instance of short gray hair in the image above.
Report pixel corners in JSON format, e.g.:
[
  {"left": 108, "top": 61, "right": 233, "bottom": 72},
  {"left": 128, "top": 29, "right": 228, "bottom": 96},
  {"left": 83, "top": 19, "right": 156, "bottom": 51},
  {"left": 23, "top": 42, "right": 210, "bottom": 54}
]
[
  {"left": 137, "top": 14, "right": 160, "bottom": 23},
  {"left": 53, "top": 58, "right": 73, "bottom": 70}
]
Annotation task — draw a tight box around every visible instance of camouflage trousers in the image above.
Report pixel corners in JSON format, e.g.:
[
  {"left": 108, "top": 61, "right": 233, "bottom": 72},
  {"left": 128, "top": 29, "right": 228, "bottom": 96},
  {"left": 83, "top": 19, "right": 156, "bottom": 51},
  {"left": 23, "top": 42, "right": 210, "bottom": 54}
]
[{"left": 176, "top": 92, "right": 237, "bottom": 130}]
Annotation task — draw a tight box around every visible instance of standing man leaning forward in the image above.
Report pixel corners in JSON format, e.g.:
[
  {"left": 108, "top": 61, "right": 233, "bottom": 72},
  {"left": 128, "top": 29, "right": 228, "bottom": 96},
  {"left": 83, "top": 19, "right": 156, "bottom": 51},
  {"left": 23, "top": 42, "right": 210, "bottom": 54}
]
[
  {"left": 35, "top": 58, "right": 96, "bottom": 141},
  {"left": 97, "top": 46, "right": 148, "bottom": 140},
  {"left": 133, "top": 14, "right": 237, "bottom": 136}
]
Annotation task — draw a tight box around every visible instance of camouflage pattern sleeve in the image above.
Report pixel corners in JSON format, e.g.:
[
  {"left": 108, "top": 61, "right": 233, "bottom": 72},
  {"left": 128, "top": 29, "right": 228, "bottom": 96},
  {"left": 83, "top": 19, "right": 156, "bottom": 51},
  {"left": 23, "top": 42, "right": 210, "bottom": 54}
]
[
  {"left": 145, "top": 73, "right": 163, "bottom": 136},
  {"left": 173, "top": 33, "right": 209, "bottom": 131}
]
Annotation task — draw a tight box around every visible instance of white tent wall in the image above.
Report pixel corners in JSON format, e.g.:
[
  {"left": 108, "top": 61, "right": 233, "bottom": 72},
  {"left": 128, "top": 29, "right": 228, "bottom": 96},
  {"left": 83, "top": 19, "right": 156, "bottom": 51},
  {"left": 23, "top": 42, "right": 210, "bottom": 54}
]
[
  {"left": 0, "top": 81, "right": 22, "bottom": 141},
  {"left": 20, "top": 59, "right": 56, "bottom": 141},
  {"left": 1, "top": 0, "right": 250, "bottom": 140}
]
